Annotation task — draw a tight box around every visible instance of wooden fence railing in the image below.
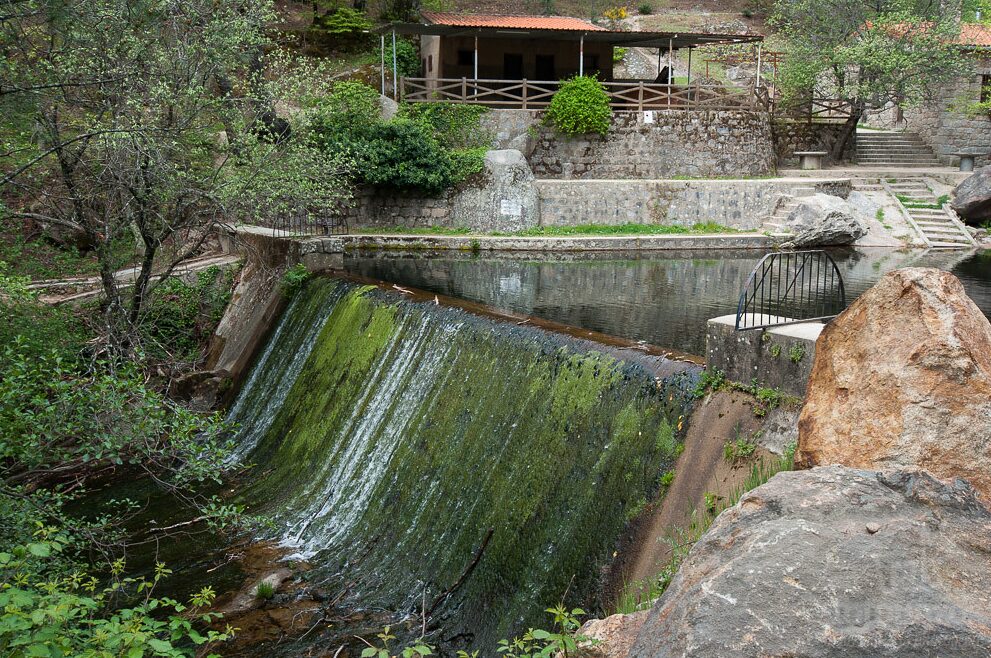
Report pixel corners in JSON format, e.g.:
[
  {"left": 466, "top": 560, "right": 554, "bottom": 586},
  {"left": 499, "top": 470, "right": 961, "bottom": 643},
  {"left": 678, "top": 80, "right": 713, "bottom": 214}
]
[{"left": 401, "top": 77, "right": 764, "bottom": 112}]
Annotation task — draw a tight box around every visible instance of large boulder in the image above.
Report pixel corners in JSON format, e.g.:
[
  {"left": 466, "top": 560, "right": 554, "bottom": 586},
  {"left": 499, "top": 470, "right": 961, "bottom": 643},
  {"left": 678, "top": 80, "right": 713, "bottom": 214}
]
[
  {"left": 951, "top": 165, "right": 991, "bottom": 222},
  {"left": 452, "top": 149, "right": 539, "bottom": 233},
  {"left": 629, "top": 466, "right": 991, "bottom": 658},
  {"left": 577, "top": 611, "right": 649, "bottom": 658},
  {"left": 782, "top": 193, "right": 867, "bottom": 247},
  {"left": 798, "top": 268, "right": 991, "bottom": 503}
]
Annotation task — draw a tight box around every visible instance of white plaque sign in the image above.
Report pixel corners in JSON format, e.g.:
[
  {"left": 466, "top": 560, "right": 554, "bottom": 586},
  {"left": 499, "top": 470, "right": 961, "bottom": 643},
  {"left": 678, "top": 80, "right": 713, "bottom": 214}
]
[
  {"left": 643, "top": 111, "right": 655, "bottom": 124},
  {"left": 500, "top": 199, "right": 522, "bottom": 217}
]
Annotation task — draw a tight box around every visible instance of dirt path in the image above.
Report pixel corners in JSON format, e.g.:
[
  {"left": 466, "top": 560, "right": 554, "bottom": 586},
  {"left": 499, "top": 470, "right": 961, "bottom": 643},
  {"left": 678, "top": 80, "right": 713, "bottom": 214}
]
[{"left": 624, "top": 389, "right": 770, "bottom": 588}]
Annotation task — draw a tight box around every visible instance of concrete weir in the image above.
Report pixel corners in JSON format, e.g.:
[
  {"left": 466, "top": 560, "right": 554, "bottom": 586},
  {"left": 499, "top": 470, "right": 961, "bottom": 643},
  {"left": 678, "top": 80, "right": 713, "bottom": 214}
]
[{"left": 706, "top": 314, "right": 824, "bottom": 397}]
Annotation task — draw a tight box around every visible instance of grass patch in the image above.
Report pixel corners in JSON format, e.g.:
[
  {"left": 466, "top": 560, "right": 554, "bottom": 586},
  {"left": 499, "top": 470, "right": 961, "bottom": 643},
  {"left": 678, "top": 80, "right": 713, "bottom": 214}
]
[
  {"left": 508, "top": 222, "right": 740, "bottom": 237},
  {"left": 354, "top": 222, "right": 742, "bottom": 237}
]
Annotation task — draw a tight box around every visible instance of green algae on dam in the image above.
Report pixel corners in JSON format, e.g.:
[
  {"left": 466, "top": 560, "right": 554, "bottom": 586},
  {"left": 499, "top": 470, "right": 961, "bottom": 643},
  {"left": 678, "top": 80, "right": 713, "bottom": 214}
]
[{"left": 228, "top": 277, "right": 698, "bottom": 651}]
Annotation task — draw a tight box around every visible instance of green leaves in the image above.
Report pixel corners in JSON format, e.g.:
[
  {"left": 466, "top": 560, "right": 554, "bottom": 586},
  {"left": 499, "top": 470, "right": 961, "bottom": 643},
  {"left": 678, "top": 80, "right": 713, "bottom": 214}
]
[
  {"left": 772, "top": 0, "right": 966, "bottom": 112},
  {"left": 545, "top": 76, "right": 612, "bottom": 136},
  {"left": 0, "top": 539, "right": 235, "bottom": 657}
]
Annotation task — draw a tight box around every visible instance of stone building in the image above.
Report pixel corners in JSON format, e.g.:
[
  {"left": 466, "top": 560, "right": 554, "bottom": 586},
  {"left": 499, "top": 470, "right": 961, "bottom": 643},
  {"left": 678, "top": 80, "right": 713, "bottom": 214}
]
[{"left": 866, "top": 24, "right": 991, "bottom": 168}]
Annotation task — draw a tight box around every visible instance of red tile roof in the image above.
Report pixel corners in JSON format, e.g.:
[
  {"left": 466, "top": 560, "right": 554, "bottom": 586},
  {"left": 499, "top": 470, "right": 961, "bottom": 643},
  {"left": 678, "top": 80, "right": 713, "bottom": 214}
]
[
  {"left": 421, "top": 12, "right": 607, "bottom": 32},
  {"left": 960, "top": 23, "right": 991, "bottom": 47}
]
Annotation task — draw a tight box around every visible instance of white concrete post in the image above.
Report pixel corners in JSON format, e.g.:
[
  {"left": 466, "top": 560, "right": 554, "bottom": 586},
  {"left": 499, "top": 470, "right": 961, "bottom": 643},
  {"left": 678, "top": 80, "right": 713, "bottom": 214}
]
[
  {"left": 380, "top": 35, "right": 386, "bottom": 96},
  {"left": 668, "top": 38, "right": 673, "bottom": 84},
  {"left": 473, "top": 34, "right": 479, "bottom": 81},
  {"left": 579, "top": 34, "right": 585, "bottom": 76},
  {"left": 392, "top": 30, "right": 398, "bottom": 101}
]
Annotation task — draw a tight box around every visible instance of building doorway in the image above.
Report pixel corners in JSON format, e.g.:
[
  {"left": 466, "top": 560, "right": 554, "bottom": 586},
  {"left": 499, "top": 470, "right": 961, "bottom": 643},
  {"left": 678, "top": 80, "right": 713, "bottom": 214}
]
[
  {"left": 535, "top": 54, "right": 555, "bottom": 80},
  {"left": 504, "top": 53, "right": 523, "bottom": 79}
]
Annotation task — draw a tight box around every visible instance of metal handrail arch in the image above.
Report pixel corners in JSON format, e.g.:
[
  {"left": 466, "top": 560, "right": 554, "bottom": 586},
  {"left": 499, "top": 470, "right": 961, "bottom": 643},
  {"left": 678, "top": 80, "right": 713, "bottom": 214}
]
[{"left": 735, "top": 250, "right": 846, "bottom": 331}]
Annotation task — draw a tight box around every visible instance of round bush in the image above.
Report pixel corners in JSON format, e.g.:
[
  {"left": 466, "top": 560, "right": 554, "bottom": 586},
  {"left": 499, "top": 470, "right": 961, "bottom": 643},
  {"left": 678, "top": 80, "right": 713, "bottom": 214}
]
[{"left": 545, "top": 75, "right": 612, "bottom": 136}]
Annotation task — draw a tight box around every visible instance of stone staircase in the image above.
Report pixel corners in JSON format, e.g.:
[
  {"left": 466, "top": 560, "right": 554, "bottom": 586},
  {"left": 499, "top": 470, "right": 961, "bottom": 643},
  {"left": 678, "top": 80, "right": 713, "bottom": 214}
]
[
  {"left": 857, "top": 131, "right": 942, "bottom": 168},
  {"left": 762, "top": 184, "right": 817, "bottom": 237},
  {"left": 883, "top": 178, "right": 977, "bottom": 249}
]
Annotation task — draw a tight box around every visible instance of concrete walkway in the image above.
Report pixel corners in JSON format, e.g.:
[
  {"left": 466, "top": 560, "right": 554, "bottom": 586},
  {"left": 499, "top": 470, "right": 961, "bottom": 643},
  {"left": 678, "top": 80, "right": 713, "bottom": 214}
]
[{"left": 304, "top": 232, "right": 775, "bottom": 254}]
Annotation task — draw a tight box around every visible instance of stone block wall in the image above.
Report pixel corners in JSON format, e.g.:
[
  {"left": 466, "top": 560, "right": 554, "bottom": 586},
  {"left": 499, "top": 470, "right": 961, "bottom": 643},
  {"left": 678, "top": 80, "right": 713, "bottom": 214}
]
[
  {"left": 706, "top": 315, "right": 823, "bottom": 397},
  {"left": 536, "top": 178, "right": 853, "bottom": 229},
  {"left": 772, "top": 120, "right": 856, "bottom": 167},
  {"left": 864, "top": 56, "right": 991, "bottom": 168},
  {"left": 528, "top": 110, "right": 776, "bottom": 179}
]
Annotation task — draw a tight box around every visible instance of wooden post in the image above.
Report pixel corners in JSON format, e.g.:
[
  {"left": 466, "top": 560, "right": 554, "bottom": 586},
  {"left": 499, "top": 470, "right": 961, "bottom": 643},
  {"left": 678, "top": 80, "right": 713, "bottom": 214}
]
[
  {"left": 638, "top": 81, "right": 644, "bottom": 112},
  {"left": 687, "top": 47, "right": 693, "bottom": 108},
  {"left": 522, "top": 79, "right": 528, "bottom": 109},
  {"left": 756, "top": 44, "right": 762, "bottom": 89},
  {"left": 462, "top": 77, "right": 467, "bottom": 101}
]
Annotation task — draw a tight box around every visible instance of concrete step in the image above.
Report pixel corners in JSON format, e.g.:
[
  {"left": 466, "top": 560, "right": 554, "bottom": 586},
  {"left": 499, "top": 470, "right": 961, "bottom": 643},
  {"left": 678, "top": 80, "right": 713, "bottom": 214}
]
[{"left": 929, "top": 241, "right": 973, "bottom": 248}]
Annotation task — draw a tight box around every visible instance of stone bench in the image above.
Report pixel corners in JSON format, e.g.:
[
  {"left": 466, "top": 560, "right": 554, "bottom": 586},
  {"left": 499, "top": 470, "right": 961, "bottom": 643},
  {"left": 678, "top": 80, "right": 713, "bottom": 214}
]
[
  {"left": 795, "top": 151, "right": 828, "bottom": 170},
  {"left": 954, "top": 152, "right": 984, "bottom": 172}
]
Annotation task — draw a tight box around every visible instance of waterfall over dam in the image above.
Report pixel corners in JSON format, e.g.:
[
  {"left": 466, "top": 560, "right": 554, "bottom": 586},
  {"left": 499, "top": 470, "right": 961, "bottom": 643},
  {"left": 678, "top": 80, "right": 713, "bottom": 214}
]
[{"left": 228, "top": 277, "right": 699, "bottom": 651}]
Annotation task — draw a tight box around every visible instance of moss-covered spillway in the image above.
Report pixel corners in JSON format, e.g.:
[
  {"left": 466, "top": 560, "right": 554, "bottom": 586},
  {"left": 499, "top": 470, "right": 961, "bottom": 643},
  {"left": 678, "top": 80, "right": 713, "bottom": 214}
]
[{"left": 229, "top": 278, "right": 697, "bottom": 651}]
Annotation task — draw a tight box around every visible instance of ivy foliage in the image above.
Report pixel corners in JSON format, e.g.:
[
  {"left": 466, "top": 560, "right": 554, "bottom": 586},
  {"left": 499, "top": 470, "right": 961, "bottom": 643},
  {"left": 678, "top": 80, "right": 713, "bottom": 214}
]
[
  {"left": 545, "top": 76, "right": 612, "bottom": 136},
  {"left": 311, "top": 83, "right": 491, "bottom": 195}
]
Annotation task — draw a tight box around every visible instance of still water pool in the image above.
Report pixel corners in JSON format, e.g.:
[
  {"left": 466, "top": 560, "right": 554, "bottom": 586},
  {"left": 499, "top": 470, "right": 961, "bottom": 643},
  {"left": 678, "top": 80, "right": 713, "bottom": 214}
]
[{"left": 345, "top": 248, "right": 991, "bottom": 356}]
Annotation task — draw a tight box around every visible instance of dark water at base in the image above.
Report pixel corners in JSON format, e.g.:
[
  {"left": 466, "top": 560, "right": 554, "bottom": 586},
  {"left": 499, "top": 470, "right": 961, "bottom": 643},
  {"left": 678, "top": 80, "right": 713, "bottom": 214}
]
[{"left": 345, "top": 248, "right": 991, "bottom": 356}]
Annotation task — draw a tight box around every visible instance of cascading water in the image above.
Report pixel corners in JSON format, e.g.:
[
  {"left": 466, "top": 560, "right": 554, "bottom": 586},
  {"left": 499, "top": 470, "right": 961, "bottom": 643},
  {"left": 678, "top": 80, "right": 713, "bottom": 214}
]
[{"left": 228, "top": 277, "right": 698, "bottom": 653}]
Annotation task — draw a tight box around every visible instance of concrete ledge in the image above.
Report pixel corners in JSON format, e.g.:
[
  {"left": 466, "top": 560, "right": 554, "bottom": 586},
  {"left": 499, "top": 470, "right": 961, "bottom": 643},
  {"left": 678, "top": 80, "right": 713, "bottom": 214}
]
[
  {"left": 706, "top": 314, "right": 823, "bottom": 397},
  {"left": 302, "top": 233, "right": 775, "bottom": 254}
]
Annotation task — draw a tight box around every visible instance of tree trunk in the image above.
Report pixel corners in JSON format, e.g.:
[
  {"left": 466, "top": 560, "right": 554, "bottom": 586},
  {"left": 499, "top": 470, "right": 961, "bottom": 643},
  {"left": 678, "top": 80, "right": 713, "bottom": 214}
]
[{"left": 831, "top": 106, "right": 862, "bottom": 163}]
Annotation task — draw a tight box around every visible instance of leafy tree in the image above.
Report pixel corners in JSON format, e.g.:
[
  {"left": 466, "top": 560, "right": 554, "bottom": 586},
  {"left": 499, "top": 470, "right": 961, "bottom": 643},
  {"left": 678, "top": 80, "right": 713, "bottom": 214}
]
[
  {"left": 771, "top": 0, "right": 966, "bottom": 158},
  {"left": 0, "top": 0, "right": 353, "bottom": 355}
]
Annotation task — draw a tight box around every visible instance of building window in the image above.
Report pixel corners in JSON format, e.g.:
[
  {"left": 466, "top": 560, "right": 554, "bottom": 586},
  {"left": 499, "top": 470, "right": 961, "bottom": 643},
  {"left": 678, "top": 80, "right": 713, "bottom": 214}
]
[
  {"left": 457, "top": 49, "right": 473, "bottom": 66},
  {"left": 981, "top": 75, "right": 991, "bottom": 103}
]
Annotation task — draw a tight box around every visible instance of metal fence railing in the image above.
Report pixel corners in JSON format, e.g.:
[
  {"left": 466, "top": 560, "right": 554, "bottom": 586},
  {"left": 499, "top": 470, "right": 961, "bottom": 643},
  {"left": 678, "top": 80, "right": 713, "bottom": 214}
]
[
  {"left": 268, "top": 206, "right": 349, "bottom": 238},
  {"left": 735, "top": 250, "right": 846, "bottom": 331}
]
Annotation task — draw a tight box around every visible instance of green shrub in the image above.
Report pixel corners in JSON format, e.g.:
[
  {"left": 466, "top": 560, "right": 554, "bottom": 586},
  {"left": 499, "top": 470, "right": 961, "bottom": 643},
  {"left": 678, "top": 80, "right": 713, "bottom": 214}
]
[
  {"left": 788, "top": 344, "right": 806, "bottom": 364},
  {"left": 138, "top": 266, "right": 234, "bottom": 363},
  {"left": 312, "top": 81, "right": 383, "bottom": 138},
  {"left": 363, "top": 118, "right": 454, "bottom": 194},
  {"left": 638, "top": 3, "right": 654, "bottom": 14},
  {"left": 545, "top": 75, "right": 612, "bottom": 136},
  {"left": 0, "top": 535, "right": 234, "bottom": 657},
  {"left": 384, "top": 37, "right": 420, "bottom": 78},
  {"left": 317, "top": 6, "right": 374, "bottom": 45},
  {"left": 400, "top": 102, "right": 491, "bottom": 149},
  {"left": 613, "top": 47, "right": 628, "bottom": 63},
  {"left": 0, "top": 261, "right": 85, "bottom": 368},
  {"left": 281, "top": 263, "right": 312, "bottom": 298}
]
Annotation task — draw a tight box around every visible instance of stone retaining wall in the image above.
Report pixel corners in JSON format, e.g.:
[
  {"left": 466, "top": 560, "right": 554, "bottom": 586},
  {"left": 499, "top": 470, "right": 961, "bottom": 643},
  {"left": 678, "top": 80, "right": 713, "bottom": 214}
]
[
  {"left": 864, "top": 55, "right": 991, "bottom": 168},
  {"left": 529, "top": 110, "right": 776, "bottom": 179},
  {"left": 772, "top": 120, "right": 856, "bottom": 167},
  {"left": 537, "top": 179, "right": 853, "bottom": 229},
  {"left": 706, "top": 314, "right": 823, "bottom": 397}
]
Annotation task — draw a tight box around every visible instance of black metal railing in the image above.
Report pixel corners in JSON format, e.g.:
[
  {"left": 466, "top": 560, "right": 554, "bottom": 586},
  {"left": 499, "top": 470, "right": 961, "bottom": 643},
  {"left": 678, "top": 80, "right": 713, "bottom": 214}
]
[
  {"left": 735, "top": 250, "right": 846, "bottom": 331},
  {"left": 270, "top": 205, "right": 349, "bottom": 238}
]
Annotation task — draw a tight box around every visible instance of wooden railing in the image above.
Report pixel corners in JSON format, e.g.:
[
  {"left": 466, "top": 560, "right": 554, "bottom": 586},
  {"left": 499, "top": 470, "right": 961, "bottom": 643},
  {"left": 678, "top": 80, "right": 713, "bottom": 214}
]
[
  {"left": 402, "top": 78, "right": 766, "bottom": 112},
  {"left": 774, "top": 97, "right": 855, "bottom": 122}
]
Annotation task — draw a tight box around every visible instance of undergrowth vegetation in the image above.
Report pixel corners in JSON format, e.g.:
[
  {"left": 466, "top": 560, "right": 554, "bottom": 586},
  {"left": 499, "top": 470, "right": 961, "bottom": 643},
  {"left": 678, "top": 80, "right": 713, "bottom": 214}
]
[{"left": 311, "top": 82, "right": 491, "bottom": 195}]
